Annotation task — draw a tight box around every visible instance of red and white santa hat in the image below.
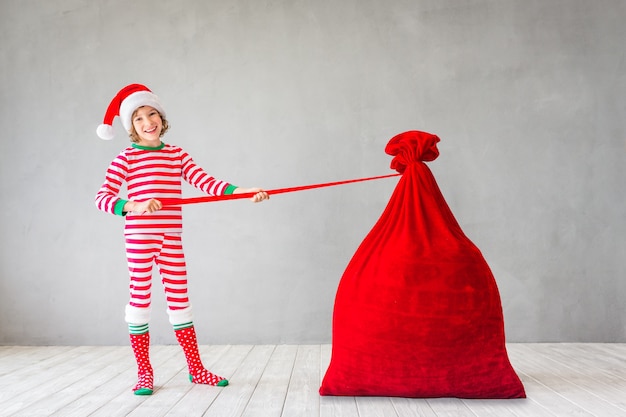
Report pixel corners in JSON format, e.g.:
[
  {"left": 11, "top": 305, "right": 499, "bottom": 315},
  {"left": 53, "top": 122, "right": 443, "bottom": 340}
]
[{"left": 96, "top": 83, "right": 166, "bottom": 140}]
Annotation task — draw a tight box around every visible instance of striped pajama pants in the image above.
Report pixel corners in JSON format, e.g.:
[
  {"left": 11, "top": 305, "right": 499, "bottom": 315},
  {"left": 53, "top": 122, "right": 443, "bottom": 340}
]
[{"left": 124, "top": 233, "right": 192, "bottom": 325}]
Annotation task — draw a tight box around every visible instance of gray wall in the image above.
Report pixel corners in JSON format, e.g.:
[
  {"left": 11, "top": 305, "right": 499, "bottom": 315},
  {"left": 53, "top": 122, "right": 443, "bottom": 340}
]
[{"left": 1, "top": 0, "right": 624, "bottom": 345}]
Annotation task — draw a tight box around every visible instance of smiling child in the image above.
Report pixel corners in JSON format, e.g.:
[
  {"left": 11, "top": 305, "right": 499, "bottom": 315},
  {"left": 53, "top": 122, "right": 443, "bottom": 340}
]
[{"left": 95, "top": 84, "right": 268, "bottom": 395}]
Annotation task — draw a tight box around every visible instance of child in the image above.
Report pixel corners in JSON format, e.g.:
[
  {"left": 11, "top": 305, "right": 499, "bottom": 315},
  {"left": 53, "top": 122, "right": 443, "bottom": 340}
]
[{"left": 95, "top": 84, "right": 269, "bottom": 395}]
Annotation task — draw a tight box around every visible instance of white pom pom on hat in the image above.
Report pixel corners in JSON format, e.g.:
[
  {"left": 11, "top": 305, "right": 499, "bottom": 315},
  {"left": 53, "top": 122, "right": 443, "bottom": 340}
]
[
  {"left": 96, "top": 124, "right": 115, "bottom": 140},
  {"left": 96, "top": 83, "right": 167, "bottom": 140}
]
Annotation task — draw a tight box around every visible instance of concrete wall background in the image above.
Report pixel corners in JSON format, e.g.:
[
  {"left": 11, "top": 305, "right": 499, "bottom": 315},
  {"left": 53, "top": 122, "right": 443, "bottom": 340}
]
[{"left": 1, "top": 0, "right": 624, "bottom": 345}]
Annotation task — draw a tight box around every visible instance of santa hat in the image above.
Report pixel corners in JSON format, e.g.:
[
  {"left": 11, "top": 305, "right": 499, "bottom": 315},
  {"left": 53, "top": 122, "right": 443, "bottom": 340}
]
[{"left": 96, "top": 84, "right": 166, "bottom": 140}]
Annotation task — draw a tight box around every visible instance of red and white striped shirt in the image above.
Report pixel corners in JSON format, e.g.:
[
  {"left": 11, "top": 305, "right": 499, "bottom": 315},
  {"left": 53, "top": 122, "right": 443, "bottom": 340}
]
[{"left": 95, "top": 142, "right": 236, "bottom": 234}]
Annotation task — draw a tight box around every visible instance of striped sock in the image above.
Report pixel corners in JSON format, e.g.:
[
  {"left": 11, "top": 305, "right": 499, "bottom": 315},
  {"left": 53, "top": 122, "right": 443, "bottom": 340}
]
[
  {"left": 129, "top": 323, "right": 149, "bottom": 335},
  {"left": 174, "top": 323, "right": 228, "bottom": 387},
  {"left": 129, "top": 326, "right": 153, "bottom": 395}
]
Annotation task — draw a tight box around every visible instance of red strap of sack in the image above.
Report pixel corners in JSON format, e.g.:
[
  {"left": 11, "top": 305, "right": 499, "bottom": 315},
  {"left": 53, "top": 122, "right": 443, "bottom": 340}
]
[{"left": 160, "top": 173, "right": 401, "bottom": 207}]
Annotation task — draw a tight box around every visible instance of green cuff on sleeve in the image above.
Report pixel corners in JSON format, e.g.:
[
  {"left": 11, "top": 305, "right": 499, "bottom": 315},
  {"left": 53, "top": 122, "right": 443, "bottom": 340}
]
[
  {"left": 224, "top": 184, "right": 238, "bottom": 195},
  {"left": 114, "top": 199, "right": 128, "bottom": 216}
]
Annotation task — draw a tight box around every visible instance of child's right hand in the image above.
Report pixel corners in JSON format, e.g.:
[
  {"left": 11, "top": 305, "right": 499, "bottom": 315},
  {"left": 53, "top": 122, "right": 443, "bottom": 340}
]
[{"left": 125, "top": 198, "right": 163, "bottom": 213}]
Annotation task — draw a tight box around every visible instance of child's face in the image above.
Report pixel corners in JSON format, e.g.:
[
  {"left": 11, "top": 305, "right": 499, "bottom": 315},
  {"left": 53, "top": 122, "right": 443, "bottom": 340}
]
[{"left": 132, "top": 106, "right": 163, "bottom": 146}]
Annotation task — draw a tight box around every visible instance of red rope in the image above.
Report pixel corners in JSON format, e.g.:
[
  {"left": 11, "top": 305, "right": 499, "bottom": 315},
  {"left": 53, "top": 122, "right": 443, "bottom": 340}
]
[{"left": 160, "top": 173, "right": 401, "bottom": 207}]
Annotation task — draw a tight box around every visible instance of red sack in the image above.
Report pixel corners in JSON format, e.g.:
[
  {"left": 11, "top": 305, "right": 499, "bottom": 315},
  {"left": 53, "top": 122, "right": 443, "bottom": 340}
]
[{"left": 319, "top": 131, "right": 525, "bottom": 398}]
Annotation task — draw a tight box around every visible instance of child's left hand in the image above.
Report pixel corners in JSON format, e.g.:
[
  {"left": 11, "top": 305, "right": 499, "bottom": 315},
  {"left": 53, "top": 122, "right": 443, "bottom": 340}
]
[{"left": 233, "top": 187, "right": 270, "bottom": 203}]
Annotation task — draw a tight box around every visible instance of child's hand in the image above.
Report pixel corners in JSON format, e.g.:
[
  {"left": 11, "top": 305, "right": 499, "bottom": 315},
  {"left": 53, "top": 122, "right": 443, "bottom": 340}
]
[
  {"left": 233, "top": 187, "right": 270, "bottom": 203},
  {"left": 127, "top": 198, "right": 163, "bottom": 213},
  {"left": 250, "top": 189, "right": 270, "bottom": 203}
]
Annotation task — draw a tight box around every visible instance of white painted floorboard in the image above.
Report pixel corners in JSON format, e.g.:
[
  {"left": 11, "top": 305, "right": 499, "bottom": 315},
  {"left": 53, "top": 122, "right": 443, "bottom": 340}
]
[{"left": 0, "top": 344, "right": 624, "bottom": 417}]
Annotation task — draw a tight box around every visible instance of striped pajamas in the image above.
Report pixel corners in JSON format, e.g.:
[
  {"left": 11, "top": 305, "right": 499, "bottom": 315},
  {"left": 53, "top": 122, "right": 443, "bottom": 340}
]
[
  {"left": 95, "top": 142, "right": 235, "bottom": 325},
  {"left": 126, "top": 233, "right": 189, "bottom": 311}
]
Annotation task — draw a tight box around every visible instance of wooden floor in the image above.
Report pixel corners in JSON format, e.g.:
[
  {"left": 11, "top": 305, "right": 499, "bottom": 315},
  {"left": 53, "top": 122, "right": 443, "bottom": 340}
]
[{"left": 0, "top": 344, "right": 624, "bottom": 417}]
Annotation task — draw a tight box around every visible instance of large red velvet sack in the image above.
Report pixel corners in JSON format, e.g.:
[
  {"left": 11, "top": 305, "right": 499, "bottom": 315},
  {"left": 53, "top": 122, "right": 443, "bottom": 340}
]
[{"left": 319, "top": 131, "right": 525, "bottom": 398}]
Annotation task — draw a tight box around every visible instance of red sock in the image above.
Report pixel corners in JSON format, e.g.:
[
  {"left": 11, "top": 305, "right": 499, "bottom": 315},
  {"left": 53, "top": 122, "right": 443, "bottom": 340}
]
[
  {"left": 129, "top": 332, "right": 154, "bottom": 395},
  {"left": 174, "top": 325, "right": 228, "bottom": 386}
]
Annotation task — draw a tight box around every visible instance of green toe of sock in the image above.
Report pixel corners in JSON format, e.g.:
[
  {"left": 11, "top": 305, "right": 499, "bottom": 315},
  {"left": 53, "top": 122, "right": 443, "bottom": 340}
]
[{"left": 134, "top": 388, "right": 153, "bottom": 396}]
